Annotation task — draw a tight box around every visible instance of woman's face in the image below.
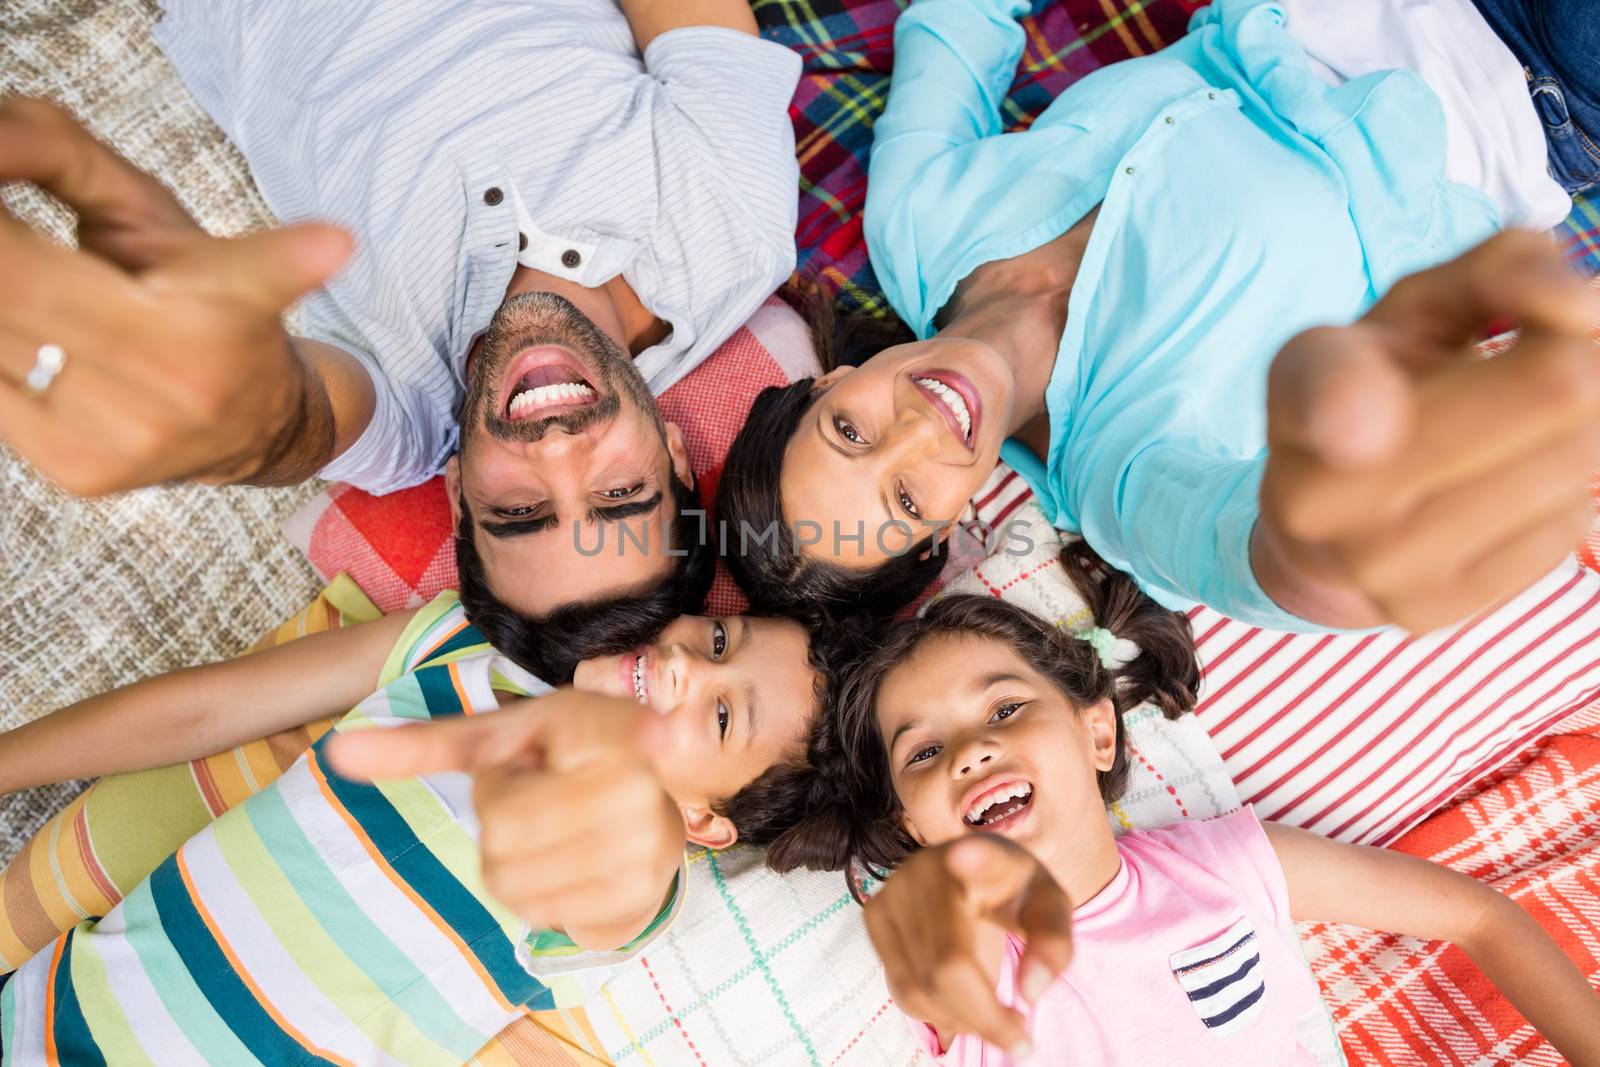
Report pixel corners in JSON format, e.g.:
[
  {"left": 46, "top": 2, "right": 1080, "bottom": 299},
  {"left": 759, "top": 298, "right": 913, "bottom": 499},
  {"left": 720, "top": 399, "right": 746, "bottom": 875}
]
[
  {"left": 874, "top": 633, "right": 1117, "bottom": 874},
  {"left": 573, "top": 615, "right": 818, "bottom": 812},
  {"left": 780, "top": 337, "right": 1016, "bottom": 569}
]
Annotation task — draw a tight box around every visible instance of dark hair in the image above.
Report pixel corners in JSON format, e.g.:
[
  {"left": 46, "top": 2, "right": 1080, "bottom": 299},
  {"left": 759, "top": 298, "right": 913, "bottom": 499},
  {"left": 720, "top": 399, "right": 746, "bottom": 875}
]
[
  {"left": 456, "top": 472, "right": 716, "bottom": 682},
  {"left": 708, "top": 616, "right": 870, "bottom": 863},
  {"left": 713, "top": 280, "right": 940, "bottom": 624},
  {"left": 776, "top": 542, "right": 1201, "bottom": 884}
]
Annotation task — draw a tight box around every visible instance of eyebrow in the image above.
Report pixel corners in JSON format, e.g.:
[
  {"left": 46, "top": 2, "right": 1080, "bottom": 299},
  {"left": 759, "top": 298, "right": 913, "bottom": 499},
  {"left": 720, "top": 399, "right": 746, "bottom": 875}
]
[
  {"left": 477, "top": 489, "right": 664, "bottom": 540},
  {"left": 744, "top": 681, "right": 759, "bottom": 752},
  {"left": 885, "top": 673, "right": 1027, "bottom": 749},
  {"left": 889, "top": 718, "right": 922, "bottom": 750}
]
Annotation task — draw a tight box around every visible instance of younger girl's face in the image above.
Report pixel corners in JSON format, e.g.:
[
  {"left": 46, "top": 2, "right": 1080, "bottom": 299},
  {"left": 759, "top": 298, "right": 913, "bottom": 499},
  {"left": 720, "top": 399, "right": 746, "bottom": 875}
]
[
  {"left": 574, "top": 616, "right": 818, "bottom": 811},
  {"left": 875, "top": 633, "right": 1118, "bottom": 872}
]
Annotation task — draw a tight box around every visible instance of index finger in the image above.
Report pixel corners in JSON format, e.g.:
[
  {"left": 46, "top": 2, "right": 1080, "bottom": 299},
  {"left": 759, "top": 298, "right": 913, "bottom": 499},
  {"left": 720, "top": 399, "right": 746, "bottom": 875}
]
[
  {"left": 946, "top": 838, "right": 1073, "bottom": 1003},
  {"left": 324, "top": 706, "right": 552, "bottom": 781}
]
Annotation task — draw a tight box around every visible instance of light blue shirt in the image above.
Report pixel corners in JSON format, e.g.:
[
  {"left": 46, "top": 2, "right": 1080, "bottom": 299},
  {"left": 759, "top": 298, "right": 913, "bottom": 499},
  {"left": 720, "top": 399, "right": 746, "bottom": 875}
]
[{"left": 865, "top": 0, "right": 1500, "bottom": 630}]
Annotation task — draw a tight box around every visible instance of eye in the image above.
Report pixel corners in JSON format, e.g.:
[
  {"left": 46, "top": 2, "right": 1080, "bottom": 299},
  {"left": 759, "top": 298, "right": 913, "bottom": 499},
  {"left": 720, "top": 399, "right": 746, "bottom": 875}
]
[
  {"left": 600, "top": 485, "right": 641, "bottom": 500},
  {"left": 717, "top": 699, "right": 731, "bottom": 740},
  {"left": 833, "top": 414, "right": 866, "bottom": 445},
  {"left": 496, "top": 505, "right": 537, "bottom": 518},
  {"left": 989, "top": 702, "right": 1023, "bottom": 723},
  {"left": 896, "top": 483, "right": 922, "bottom": 519},
  {"left": 711, "top": 620, "right": 728, "bottom": 660},
  {"left": 907, "top": 743, "right": 941, "bottom": 766}
]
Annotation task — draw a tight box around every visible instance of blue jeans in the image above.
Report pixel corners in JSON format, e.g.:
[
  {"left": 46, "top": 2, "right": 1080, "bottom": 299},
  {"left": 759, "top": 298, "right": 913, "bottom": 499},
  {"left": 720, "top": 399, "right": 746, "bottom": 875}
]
[{"left": 1472, "top": 0, "right": 1600, "bottom": 194}]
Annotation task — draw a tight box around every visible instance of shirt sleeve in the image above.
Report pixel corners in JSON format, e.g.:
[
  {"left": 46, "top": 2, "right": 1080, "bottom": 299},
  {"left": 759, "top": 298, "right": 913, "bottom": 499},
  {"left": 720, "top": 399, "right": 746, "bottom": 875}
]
[
  {"left": 1160, "top": 806, "right": 1292, "bottom": 929},
  {"left": 642, "top": 26, "right": 802, "bottom": 253},
  {"left": 312, "top": 339, "right": 458, "bottom": 495},
  {"left": 865, "top": 0, "right": 1031, "bottom": 328},
  {"left": 513, "top": 861, "right": 687, "bottom": 1005}
]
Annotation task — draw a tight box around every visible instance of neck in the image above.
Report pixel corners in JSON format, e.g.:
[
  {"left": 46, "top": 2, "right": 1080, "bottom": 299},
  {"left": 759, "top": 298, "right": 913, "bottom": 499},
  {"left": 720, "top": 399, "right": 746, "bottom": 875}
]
[
  {"left": 505, "top": 265, "right": 669, "bottom": 356},
  {"left": 1043, "top": 819, "right": 1123, "bottom": 911},
  {"left": 937, "top": 206, "right": 1100, "bottom": 446}
]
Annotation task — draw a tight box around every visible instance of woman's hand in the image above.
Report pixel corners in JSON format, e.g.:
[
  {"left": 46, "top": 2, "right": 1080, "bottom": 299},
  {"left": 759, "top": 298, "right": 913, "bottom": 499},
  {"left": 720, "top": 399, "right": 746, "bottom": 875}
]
[
  {"left": 1257, "top": 230, "right": 1600, "bottom": 632},
  {"left": 863, "top": 835, "right": 1074, "bottom": 1058},
  {"left": 0, "top": 97, "right": 351, "bottom": 493},
  {"left": 326, "top": 689, "right": 686, "bottom": 952}
]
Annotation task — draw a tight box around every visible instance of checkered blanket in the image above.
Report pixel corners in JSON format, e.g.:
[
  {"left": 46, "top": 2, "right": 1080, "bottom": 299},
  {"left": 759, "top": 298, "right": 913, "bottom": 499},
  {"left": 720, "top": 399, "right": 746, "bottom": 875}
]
[{"left": 757, "top": 0, "right": 1600, "bottom": 313}]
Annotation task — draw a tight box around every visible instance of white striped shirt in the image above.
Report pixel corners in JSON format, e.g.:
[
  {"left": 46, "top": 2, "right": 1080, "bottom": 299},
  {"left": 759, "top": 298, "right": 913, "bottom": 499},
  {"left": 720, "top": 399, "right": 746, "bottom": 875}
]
[{"left": 155, "top": 0, "right": 803, "bottom": 493}]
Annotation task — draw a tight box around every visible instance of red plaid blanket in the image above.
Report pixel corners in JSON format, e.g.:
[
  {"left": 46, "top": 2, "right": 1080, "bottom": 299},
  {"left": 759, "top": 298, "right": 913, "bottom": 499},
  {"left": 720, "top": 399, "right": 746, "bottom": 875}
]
[{"left": 1304, "top": 710, "right": 1600, "bottom": 1065}]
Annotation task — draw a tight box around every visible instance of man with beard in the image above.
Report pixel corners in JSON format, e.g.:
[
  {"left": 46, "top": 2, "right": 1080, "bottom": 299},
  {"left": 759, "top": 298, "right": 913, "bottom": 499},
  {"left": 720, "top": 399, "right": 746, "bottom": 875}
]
[{"left": 0, "top": 0, "right": 801, "bottom": 675}]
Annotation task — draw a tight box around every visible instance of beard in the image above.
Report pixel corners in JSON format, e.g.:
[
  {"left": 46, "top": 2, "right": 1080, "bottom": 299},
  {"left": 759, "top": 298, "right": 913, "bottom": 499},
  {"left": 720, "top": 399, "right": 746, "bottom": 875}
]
[{"left": 459, "top": 291, "right": 660, "bottom": 445}]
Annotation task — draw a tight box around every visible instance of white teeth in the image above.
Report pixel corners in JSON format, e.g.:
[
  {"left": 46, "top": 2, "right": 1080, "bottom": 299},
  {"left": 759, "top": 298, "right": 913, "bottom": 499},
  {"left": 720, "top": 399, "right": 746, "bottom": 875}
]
[
  {"left": 914, "top": 377, "right": 972, "bottom": 440},
  {"left": 964, "top": 782, "right": 1033, "bottom": 825},
  {"left": 632, "top": 655, "right": 648, "bottom": 704},
  {"left": 509, "top": 381, "right": 595, "bottom": 415}
]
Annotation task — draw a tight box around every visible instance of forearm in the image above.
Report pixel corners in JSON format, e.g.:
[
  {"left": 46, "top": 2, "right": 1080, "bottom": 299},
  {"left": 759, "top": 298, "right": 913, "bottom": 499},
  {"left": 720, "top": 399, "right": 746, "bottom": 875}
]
[
  {"left": 0, "top": 611, "right": 408, "bottom": 793},
  {"left": 0, "top": 665, "right": 255, "bottom": 792},
  {"left": 236, "top": 336, "right": 372, "bottom": 488},
  {"left": 618, "top": 0, "right": 756, "bottom": 50},
  {"left": 1459, "top": 893, "right": 1600, "bottom": 1066}
]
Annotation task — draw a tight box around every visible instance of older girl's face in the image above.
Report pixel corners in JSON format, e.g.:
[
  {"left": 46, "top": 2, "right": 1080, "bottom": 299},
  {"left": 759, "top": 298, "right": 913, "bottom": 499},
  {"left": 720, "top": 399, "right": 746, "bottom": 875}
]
[
  {"left": 780, "top": 337, "right": 1016, "bottom": 569},
  {"left": 874, "top": 633, "right": 1118, "bottom": 874}
]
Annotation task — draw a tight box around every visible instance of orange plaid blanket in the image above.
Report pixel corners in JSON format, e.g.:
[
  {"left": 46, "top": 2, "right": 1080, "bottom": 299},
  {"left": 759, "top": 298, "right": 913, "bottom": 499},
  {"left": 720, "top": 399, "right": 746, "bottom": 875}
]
[{"left": 1304, "top": 709, "right": 1600, "bottom": 1065}]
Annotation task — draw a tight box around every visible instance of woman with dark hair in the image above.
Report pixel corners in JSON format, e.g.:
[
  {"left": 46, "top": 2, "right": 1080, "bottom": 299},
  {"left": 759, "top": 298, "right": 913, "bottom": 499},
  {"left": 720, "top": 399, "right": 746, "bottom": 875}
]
[{"left": 717, "top": 0, "right": 1598, "bottom": 633}]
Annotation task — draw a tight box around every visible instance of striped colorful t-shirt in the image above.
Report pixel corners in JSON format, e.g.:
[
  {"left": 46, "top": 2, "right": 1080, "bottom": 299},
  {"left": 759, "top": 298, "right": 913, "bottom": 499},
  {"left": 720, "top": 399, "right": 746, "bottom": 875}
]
[{"left": 0, "top": 593, "right": 680, "bottom": 1066}]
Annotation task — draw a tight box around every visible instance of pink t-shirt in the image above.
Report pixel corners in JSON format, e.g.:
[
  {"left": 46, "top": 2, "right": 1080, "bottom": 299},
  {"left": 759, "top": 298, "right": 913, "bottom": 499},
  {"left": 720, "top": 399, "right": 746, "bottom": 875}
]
[{"left": 920, "top": 807, "right": 1329, "bottom": 1066}]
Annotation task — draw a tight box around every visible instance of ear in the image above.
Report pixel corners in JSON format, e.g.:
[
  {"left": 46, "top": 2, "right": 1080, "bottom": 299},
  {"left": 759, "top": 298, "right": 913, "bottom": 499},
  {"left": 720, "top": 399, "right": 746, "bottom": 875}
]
[
  {"left": 812, "top": 366, "right": 854, "bottom": 391},
  {"left": 898, "top": 810, "right": 928, "bottom": 848},
  {"left": 444, "top": 455, "right": 464, "bottom": 526},
  {"left": 682, "top": 804, "right": 738, "bottom": 851},
  {"left": 1084, "top": 698, "right": 1118, "bottom": 773},
  {"left": 662, "top": 422, "right": 695, "bottom": 489}
]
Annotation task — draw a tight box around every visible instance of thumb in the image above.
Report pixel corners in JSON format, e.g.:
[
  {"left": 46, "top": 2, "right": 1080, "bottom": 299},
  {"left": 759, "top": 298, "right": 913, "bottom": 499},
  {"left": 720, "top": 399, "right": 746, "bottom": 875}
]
[
  {"left": 150, "top": 221, "right": 352, "bottom": 312},
  {"left": 1266, "top": 323, "right": 1415, "bottom": 471},
  {"left": 324, "top": 703, "right": 552, "bottom": 782},
  {"left": 946, "top": 837, "right": 1073, "bottom": 1005}
]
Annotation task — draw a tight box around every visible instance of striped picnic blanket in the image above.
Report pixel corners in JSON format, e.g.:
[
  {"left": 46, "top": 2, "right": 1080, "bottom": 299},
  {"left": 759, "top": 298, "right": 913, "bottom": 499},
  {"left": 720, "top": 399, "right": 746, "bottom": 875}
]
[{"left": 758, "top": 0, "right": 1600, "bottom": 312}]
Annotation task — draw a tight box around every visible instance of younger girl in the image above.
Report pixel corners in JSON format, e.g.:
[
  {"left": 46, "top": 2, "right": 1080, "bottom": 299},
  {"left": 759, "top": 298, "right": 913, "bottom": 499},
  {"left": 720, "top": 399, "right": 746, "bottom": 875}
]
[
  {"left": 812, "top": 550, "right": 1600, "bottom": 1064},
  {"left": 0, "top": 593, "right": 831, "bottom": 1065}
]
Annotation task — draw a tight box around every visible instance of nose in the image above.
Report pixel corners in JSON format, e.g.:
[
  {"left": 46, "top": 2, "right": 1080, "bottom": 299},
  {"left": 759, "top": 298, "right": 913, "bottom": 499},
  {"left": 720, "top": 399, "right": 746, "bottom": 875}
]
[
  {"left": 660, "top": 643, "right": 708, "bottom": 710},
  {"left": 882, "top": 402, "right": 943, "bottom": 461},
  {"left": 949, "top": 734, "right": 1000, "bottom": 778}
]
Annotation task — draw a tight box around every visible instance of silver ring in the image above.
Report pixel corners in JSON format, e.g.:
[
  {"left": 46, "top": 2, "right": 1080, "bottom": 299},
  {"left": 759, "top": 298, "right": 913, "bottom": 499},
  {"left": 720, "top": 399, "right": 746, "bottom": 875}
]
[{"left": 23, "top": 343, "right": 65, "bottom": 396}]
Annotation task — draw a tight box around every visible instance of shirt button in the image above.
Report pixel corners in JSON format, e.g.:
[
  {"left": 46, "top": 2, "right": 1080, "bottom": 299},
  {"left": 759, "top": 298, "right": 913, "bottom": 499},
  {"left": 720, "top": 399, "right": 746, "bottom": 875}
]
[
  {"left": 483, "top": 187, "right": 504, "bottom": 206},
  {"left": 1124, "top": 166, "right": 1135, "bottom": 175},
  {"left": 1165, "top": 115, "right": 1174, "bottom": 124},
  {"left": 561, "top": 249, "right": 582, "bottom": 269},
  {"left": 518, "top": 232, "right": 528, "bottom": 252},
  {"left": 1207, "top": 91, "right": 1217, "bottom": 100}
]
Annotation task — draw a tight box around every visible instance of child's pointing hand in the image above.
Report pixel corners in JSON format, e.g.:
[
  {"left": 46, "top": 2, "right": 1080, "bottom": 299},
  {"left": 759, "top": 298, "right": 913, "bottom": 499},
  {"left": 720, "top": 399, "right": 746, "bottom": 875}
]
[
  {"left": 325, "top": 689, "right": 685, "bottom": 952},
  {"left": 864, "top": 834, "right": 1073, "bottom": 1061}
]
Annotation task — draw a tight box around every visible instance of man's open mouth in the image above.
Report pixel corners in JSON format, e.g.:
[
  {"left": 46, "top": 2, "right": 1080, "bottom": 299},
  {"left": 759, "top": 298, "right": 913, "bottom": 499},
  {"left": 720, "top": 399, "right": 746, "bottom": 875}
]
[
  {"left": 961, "top": 779, "right": 1034, "bottom": 832},
  {"left": 502, "top": 345, "right": 602, "bottom": 421}
]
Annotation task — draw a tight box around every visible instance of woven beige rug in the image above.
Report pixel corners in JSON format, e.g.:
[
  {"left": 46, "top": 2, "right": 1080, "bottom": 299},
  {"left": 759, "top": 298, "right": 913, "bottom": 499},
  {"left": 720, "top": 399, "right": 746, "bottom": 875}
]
[{"left": 1, "top": 0, "right": 326, "bottom": 865}]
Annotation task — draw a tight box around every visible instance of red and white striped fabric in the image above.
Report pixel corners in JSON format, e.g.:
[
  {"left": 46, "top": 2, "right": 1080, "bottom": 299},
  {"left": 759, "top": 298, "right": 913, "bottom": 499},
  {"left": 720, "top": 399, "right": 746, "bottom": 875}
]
[{"left": 962, "top": 464, "right": 1600, "bottom": 847}]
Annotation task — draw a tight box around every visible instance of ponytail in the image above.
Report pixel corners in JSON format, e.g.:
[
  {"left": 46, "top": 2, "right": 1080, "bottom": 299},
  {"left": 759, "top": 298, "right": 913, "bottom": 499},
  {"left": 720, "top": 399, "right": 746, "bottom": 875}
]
[{"left": 1056, "top": 540, "right": 1200, "bottom": 721}]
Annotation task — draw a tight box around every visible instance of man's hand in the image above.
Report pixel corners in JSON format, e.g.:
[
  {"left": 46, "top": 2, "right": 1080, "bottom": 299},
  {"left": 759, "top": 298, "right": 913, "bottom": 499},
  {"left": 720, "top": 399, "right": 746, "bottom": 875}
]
[
  {"left": 1257, "top": 231, "right": 1600, "bottom": 632},
  {"left": 863, "top": 835, "right": 1073, "bottom": 1058},
  {"left": 0, "top": 97, "right": 351, "bottom": 494},
  {"left": 325, "top": 689, "right": 686, "bottom": 953}
]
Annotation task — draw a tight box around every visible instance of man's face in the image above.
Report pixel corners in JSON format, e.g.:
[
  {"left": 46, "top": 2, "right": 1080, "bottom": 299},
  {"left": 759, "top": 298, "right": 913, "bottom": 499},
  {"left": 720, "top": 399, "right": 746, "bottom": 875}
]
[{"left": 450, "top": 292, "right": 693, "bottom": 616}]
